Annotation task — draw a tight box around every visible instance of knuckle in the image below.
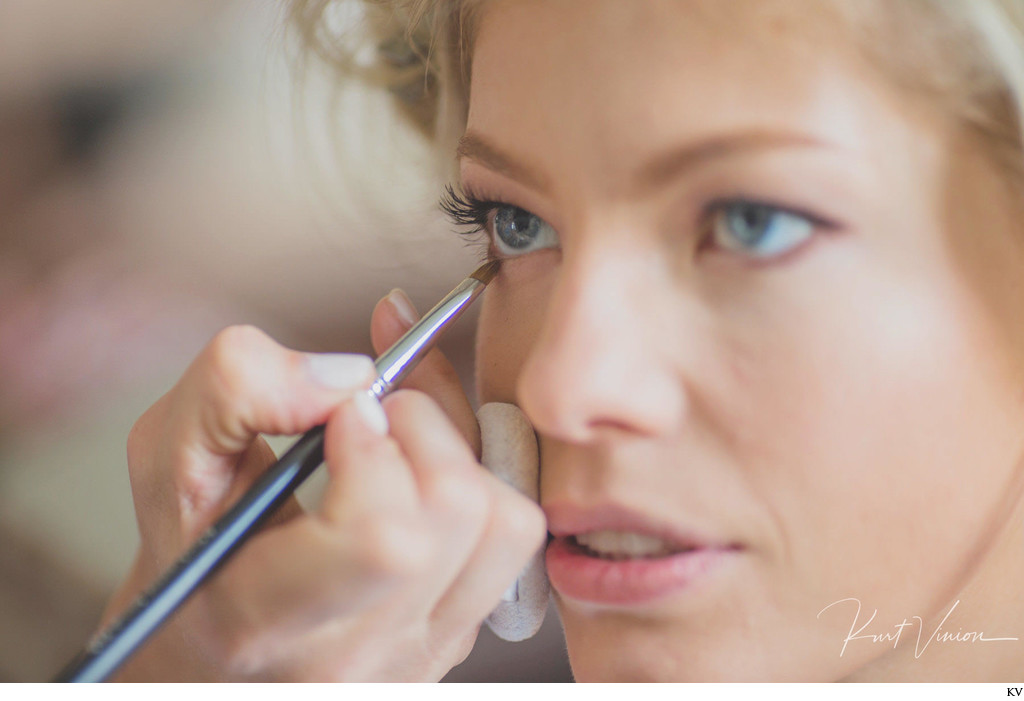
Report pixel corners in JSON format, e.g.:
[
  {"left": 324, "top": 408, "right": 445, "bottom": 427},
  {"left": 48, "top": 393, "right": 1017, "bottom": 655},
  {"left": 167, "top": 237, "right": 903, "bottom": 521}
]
[
  {"left": 125, "top": 409, "right": 155, "bottom": 474},
  {"left": 204, "top": 325, "right": 272, "bottom": 395},
  {"left": 453, "top": 479, "right": 490, "bottom": 526},
  {"left": 125, "top": 399, "right": 172, "bottom": 504},
  {"left": 381, "top": 388, "right": 434, "bottom": 423},
  {"left": 427, "top": 468, "right": 485, "bottom": 514},
  {"left": 208, "top": 324, "right": 271, "bottom": 360},
  {"left": 492, "top": 490, "right": 547, "bottom": 548},
  {"left": 126, "top": 393, "right": 175, "bottom": 473},
  {"left": 353, "top": 517, "right": 430, "bottom": 579},
  {"left": 213, "top": 323, "right": 271, "bottom": 350}
]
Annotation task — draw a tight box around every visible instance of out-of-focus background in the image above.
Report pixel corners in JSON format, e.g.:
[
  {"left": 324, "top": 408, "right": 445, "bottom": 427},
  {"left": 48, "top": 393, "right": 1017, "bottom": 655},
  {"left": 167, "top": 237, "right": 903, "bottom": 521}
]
[{"left": 0, "top": 0, "right": 571, "bottom": 682}]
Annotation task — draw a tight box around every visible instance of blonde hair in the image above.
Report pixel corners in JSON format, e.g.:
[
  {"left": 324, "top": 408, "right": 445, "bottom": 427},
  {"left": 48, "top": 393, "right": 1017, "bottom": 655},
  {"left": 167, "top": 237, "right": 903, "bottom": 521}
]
[
  {"left": 287, "top": 0, "right": 1024, "bottom": 182},
  {"left": 287, "top": 0, "right": 479, "bottom": 171}
]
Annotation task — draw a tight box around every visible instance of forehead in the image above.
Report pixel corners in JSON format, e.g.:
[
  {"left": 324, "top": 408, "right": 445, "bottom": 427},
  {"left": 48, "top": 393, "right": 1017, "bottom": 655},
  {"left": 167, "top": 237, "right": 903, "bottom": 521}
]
[{"left": 465, "top": 0, "right": 903, "bottom": 190}]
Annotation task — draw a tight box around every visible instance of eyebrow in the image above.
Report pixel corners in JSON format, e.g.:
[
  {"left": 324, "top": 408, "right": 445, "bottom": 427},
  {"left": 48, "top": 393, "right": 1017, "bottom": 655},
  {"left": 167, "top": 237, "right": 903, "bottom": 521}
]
[
  {"left": 456, "top": 130, "right": 828, "bottom": 195},
  {"left": 456, "top": 132, "right": 551, "bottom": 191}
]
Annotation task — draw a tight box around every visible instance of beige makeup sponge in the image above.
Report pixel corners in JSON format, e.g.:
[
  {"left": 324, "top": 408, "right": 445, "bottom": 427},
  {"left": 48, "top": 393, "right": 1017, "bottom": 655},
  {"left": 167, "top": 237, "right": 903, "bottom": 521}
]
[{"left": 476, "top": 402, "right": 549, "bottom": 642}]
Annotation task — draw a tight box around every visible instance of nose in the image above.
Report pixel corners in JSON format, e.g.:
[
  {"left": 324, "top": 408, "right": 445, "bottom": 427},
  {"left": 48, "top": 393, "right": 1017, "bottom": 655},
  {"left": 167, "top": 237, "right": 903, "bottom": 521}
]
[{"left": 515, "top": 241, "right": 687, "bottom": 444}]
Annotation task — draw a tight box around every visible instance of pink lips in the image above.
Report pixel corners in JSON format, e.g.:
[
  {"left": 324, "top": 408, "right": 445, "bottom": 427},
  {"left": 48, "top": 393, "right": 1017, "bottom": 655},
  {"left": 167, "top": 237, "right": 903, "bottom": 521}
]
[{"left": 544, "top": 504, "right": 742, "bottom": 606}]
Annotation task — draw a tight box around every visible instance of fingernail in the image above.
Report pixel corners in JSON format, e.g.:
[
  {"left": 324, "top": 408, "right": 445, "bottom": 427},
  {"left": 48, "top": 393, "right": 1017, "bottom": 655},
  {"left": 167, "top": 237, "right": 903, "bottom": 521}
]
[
  {"left": 387, "top": 288, "right": 419, "bottom": 328},
  {"left": 353, "top": 390, "right": 389, "bottom": 435},
  {"left": 305, "top": 353, "right": 376, "bottom": 389}
]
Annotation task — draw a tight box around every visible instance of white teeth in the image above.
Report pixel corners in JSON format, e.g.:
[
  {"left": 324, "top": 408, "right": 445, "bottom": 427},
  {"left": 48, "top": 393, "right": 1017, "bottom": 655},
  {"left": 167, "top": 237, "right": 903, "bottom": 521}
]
[{"left": 574, "top": 530, "right": 687, "bottom": 559}]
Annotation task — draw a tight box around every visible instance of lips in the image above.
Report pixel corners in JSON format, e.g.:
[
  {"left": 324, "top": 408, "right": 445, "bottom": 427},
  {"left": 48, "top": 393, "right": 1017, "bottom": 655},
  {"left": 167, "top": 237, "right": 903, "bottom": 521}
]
[{"left": 544, "top": 503, "right": 742, "bottom": 606}]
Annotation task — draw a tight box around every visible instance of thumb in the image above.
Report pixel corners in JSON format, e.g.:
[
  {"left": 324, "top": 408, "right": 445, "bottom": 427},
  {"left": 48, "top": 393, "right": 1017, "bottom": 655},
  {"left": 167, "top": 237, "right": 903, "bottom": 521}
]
[{"left": 371, "top": 288, "right": 482, "bottom": 459}]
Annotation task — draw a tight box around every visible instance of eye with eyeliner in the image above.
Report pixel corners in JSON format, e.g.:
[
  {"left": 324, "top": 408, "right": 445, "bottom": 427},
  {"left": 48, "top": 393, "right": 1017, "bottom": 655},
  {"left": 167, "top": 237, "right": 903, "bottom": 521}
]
[
  {"left": 700, "top": 197, "right": 840, "bottom": 236},
  {"left": 440, "top": 184, "right": 561, "bottom": 264},
  {"left": 697, "top": 196, "right": 842, "bottom": 259},
  {"left": 439, "top": 182, "right": 842, "bottom": 265}
]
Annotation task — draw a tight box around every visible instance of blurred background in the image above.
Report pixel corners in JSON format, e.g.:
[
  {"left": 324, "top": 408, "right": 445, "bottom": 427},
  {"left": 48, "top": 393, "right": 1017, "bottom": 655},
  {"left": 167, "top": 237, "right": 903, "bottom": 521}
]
[{"left": 0, "top": 0, "right": 571, "bottom": 681}]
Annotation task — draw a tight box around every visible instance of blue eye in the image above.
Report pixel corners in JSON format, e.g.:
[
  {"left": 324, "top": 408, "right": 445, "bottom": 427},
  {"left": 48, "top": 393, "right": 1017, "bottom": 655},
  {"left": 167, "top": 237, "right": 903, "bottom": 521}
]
[
  {"left": 492, "top": 205, "right": 559, "bottom": 256},
  {"left": 710, "top": 201, "right": 814, "bottom": 258}
]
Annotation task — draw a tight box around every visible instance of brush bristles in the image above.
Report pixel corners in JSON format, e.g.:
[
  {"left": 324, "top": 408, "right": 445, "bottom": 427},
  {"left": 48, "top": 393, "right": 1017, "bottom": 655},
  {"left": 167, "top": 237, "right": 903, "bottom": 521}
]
[{"left": 469, "top": 259, "right": 500, "bottom": 285}]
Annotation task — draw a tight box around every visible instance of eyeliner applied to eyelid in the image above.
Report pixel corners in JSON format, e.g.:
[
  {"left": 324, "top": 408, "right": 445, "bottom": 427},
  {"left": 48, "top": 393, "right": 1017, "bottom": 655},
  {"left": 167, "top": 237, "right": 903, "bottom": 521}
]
[
  {"left": 456, "top": 129, "right": 831, "bottom": 196},
  {"left": 439, "top": 184, "right": 563, "bottom": 265},
  {"left": 438, "top": 184, "right": 504, "bottom": 265}
]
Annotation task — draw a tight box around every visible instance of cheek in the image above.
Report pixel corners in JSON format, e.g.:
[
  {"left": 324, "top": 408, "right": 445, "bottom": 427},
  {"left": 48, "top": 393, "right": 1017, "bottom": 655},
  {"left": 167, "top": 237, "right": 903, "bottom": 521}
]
[
  {"left": 726, "top": 240, "right": 1024, "bottom": 617},
  {"left": 475, "top": 259, "right": 553, "bottom": 404}
]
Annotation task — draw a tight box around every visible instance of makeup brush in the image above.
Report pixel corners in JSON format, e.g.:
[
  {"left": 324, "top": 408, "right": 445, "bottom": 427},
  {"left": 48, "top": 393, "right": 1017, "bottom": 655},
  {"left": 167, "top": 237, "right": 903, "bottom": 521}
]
[{"left": 54, "top": 260, "right": 500, "bottom": 683}]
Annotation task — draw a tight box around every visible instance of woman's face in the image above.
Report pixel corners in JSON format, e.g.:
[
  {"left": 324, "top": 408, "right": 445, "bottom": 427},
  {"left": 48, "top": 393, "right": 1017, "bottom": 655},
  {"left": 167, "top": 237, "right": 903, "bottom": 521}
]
[{"left": 464, "top": 0, "right": 1024, "bottom": 681}]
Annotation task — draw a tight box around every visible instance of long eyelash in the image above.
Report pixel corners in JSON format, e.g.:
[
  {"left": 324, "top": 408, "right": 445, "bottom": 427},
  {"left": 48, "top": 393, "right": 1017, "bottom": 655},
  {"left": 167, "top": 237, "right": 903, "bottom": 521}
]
[
  {"left": 439, "top": 183, "right": 502, "bottom": 264},
  {"left": 439, "top": 184, "right": 493, "bottom": 231}
]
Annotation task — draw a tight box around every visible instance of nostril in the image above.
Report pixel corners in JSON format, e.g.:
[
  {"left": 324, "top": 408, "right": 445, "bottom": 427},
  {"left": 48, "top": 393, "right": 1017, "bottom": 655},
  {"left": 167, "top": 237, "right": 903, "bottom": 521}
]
[{"left": 586, "top": 417, "right": 644, "bottom": 437}]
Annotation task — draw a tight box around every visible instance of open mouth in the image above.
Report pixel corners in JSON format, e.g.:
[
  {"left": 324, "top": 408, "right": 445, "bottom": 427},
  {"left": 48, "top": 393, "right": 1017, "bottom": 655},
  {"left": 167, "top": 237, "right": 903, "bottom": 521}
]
[
  {"left": 546, "top": 529, "right": 742, "bottom": 606},
  {"left": 570, "top": 530, "right": 697, "bottom": 560}
]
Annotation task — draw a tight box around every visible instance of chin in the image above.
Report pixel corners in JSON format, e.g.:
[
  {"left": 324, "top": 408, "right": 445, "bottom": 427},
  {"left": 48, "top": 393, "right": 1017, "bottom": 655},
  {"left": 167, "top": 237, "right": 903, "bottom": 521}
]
[
  {"left": 559, "top": 606, "right": 855, "bottom": 682},
  {"left": 558, "top": 608, "right": 715, "bottom": 682},
  {"left": 564, "top": 636, "right": 725, "bottom": 682}
]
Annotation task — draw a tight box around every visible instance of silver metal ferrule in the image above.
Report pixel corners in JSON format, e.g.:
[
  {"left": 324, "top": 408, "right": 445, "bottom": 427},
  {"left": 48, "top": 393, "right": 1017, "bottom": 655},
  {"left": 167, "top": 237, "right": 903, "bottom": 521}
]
[{"left": 369, "top": 277, "right": 485, "bottom": 399}]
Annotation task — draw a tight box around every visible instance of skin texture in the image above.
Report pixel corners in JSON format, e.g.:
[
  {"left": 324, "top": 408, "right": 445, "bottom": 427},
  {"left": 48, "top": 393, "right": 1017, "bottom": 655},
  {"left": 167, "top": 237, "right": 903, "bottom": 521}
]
[
  {"left": 105, "top": 299, "right": 545, "bottom": 681},
  {"left": 465, "top": 0, "right": 1024, "bottom": 681}
]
